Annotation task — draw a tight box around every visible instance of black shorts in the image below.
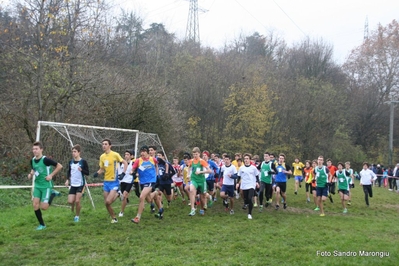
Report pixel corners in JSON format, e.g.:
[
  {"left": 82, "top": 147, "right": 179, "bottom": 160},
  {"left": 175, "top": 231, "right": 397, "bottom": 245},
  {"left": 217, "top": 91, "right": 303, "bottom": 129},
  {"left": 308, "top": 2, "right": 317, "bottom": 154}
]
[
  {"left": 338, "top": 189, "right": 349, "bottom": 196},
  {"left": 158, "top": 183, "right": 172, "bottom": 195},
  {"left": 305, "top": 183, "right": 313, "bottom": 192},
  {"left": 120, "top": 182, "right": 133, "bottom": 193},
  {"left": 69, "top": 185, "right": 84, "bottom": 195},
  {"left": 206, "top": 180, "right": 215, "bottom": 192},
  {"left": 275, "top": 182, "right": 287, "bottom": 193}
]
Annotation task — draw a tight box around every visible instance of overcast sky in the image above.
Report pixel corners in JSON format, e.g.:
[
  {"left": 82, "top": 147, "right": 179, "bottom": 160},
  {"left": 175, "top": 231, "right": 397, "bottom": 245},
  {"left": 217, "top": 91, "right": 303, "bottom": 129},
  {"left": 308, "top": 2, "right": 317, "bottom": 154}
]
[{"left": 113, "top": 0, "right": 399, "bottom": 64}]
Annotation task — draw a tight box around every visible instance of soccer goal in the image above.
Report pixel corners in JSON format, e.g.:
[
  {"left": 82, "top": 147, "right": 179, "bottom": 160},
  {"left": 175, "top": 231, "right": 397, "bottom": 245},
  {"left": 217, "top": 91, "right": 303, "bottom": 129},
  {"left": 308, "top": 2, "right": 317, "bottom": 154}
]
[{"left": 33, "top": 121, "right": 166, "bottom": 208}]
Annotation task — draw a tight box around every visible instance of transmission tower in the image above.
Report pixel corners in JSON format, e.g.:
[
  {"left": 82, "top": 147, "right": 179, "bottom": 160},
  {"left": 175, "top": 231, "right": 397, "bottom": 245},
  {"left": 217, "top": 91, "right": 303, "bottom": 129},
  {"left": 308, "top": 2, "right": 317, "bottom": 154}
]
[
  {"left": 364, "top": 16, "right": 369, "bottom": 41},
  {"left": 185, "top": 0, "right": 200, "bottom": 43}
]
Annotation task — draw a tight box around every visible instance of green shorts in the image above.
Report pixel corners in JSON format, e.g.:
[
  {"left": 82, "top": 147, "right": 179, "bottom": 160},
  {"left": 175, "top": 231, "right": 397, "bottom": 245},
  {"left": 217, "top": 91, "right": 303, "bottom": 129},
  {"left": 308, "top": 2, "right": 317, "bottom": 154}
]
[
  {"left": 191, "top": 179, "right": 207, "bottom": 194},
  {"left": 33, "top": 187, "right": 52, "bottom": 203}
]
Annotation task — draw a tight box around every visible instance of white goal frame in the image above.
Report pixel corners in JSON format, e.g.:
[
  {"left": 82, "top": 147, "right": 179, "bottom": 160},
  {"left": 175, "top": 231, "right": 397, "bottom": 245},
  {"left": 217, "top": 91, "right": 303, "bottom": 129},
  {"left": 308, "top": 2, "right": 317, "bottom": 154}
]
[{"left": 33, "top": 121, "right": 166, "bottom": 209}]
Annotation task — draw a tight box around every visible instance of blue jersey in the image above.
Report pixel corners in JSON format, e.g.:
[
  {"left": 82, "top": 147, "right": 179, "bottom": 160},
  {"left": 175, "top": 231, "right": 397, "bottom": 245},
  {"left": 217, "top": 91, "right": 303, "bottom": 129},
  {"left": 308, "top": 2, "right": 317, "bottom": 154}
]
[
  {"left": 137, "top": 157, "right": 157, "bottom": 184},
  {"left": 274, "top": 163, "right": 289, "bottom": 183},
  {"left": 206, "top": 160, "right": 219, "bottom": 181}
]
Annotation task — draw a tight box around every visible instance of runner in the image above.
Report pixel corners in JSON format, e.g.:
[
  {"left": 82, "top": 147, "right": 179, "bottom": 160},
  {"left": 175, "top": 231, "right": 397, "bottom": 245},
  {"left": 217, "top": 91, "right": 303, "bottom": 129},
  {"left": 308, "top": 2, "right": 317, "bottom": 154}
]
[
  {"left": 273, "top": 153, "right": 292, "bottom": 210},
  {"left": 130, "top": 146, "right": 164, "bottom": 224},
  {"left": 258, "top": 152, "right": 276, "bottom": 211},
  {"left": 65, "top": 144, "right": 89, "bottom": 222},
  {"left": 359, "top": 162, "right": 377, "bottom": 207},
  {"left": 220, "top": 154, "right": 238, "bottom": 214},
  {"left": 335, "top": 162, "right": 351, "bottom": 213},
  {"left": 28, "top": 141, "right": 63, "bottom": 230},
  {"left": 292, "top": 158, "right": 305, "bottom": 195},
  {"left": 188, "top": 147, "right": 212, "bottom": 216},
  {"left": 118, "top": 150, "right": 134, "bottom": 217},
  {"left": 237, "top": 153, "right": 259, "bottom": 219},
  {"left": 314, "top": 156, "right": 330, "bottom": 216},
  {"left": 93, "top": 138, "right": 127, "bottom": 224}
]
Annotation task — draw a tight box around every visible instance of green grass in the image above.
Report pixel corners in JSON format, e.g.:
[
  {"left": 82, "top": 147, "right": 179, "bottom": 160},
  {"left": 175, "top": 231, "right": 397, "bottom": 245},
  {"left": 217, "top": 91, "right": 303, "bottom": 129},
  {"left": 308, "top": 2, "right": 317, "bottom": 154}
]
[{"left": 0, "top": 179, "right": 398, "bottom": 266}]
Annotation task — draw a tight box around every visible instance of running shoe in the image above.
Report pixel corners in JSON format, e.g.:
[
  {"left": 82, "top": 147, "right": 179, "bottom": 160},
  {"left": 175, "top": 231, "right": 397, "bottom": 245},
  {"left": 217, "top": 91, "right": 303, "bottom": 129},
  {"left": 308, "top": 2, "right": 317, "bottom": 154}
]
[
  {"left": 314, "top": 207, "right": 320, "bottom": 211},
  {"left": 35, "top": 225, "right": 46, "bottom": 231},
  {"left": 118, "top": 212, "right": 124, "bottom": 217},
  {"left": 155, "top": 208, "right": 164, "bottom": 219},
  {"left": 188, "top": 209, "right": 196, "bottom": 216},
  {"left": 259, "top": 205, "right": 263, "bottom": 212},
  {"left": 283, "top": 203, "right": 287, "bottom": 209},
  {"left": 199, "top": 209, "right": 205, "bottom": 216},
  {"left": 131, "top": 217, "right": 140, "bottom": 224},
  {"left": 275, "top": 205, "right": 279, "bottom": 210},
  {"left": 248, "top": 214, "right": 252, "bottom": 220},
  {"left": 111, "top": 218, "right": 118, "bottom": 224},
  {"left": 320, "top": 213, "right": 325, "bottom": 217},
  {"left": 74, "top": 216, "right": 80, "bottom": 222},
  {"left": 343, "top": 208, "right": 348, "bottom": 214},
  {"left": 230, "top": 209, "right": 234, "bottom": 215}
]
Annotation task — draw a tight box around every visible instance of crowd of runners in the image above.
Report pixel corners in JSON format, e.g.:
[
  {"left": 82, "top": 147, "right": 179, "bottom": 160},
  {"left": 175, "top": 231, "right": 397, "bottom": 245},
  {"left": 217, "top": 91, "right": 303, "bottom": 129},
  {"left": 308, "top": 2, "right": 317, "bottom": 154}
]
[{"left": 27, "top": 140, "right": 399, "bottom": 230}]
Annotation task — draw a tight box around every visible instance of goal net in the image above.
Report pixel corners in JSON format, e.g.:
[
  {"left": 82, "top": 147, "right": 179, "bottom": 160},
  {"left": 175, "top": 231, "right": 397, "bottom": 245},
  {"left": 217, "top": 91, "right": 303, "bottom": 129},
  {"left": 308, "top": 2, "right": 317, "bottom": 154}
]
[
  {"left": 35, "top": 121, "right": 165, "bottom": 186},
  {"left": 0, "top": 121, "right": 165, "bottom": 208}
]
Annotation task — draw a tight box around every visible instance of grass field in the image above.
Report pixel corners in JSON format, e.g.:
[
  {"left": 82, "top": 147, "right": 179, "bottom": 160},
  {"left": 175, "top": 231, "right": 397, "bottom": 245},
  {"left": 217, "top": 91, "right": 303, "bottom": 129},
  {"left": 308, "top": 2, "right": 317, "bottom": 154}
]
[{"left": 0, "top": 179, "right": 398, "bottom": 266}]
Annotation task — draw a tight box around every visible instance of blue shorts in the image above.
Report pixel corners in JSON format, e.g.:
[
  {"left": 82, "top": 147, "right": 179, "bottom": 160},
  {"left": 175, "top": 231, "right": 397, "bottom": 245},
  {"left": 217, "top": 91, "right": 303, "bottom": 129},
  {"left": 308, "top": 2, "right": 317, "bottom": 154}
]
[
  {"left": 295, "top": 176, "right": 303, "bottom": 182},
  {"left": 221, "top": 185, "right": 235, "bottom": 198},
  {"left": 140, "top": 182, "right": 156, "bottom": 192},
  {"left": 316, "top": 186, "right": 328, "bottom": 197},
  {"left": 103, "top": 180, "right": 119, "bottom": 193}
]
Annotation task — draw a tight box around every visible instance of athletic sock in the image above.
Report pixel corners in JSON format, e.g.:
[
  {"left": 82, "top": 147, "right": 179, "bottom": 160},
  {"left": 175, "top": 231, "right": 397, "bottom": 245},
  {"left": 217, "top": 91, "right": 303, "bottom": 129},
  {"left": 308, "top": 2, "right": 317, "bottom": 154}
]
[
  {"left": 35, "top": 209, "right": 45, "bottom": 226},
  {"left": 48, "top": 193, "right": 56, "bottom": 205}
]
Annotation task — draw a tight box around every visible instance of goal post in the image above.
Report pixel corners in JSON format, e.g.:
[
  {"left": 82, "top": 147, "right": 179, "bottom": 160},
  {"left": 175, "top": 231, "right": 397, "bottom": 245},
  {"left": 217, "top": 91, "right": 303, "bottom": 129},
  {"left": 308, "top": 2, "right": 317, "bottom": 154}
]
[{"left": 33, "top": 121, "right": 166, "bottom": 208}]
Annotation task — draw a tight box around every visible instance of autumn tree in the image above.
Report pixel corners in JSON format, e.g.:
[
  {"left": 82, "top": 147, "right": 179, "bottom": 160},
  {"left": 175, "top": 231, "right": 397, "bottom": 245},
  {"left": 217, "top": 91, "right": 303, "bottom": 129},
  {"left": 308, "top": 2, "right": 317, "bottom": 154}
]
[
  {"left": 222, "top": 74, "right": 275, "bottom": 155},
  {"left": 343, "top": 19, "right": 399, "bottom": 158}
]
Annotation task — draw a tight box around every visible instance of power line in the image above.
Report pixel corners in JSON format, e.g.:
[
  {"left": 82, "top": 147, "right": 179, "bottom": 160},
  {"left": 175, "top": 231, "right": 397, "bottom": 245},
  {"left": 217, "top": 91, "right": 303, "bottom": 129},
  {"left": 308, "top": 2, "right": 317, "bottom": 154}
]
[
  {"left": 272, "top": 0, "right": 307, "bottom": 37},
  {"left": 233, "top": 0, "right": 268, "bottom": 30}
]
